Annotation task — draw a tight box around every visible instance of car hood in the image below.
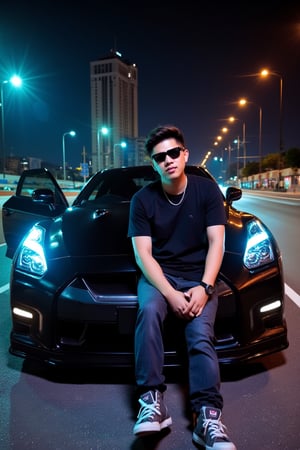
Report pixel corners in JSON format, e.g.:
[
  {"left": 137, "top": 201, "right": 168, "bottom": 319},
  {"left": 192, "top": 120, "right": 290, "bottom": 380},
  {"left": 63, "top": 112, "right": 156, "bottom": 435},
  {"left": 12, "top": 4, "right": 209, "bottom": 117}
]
[{"left": 48, "top": 200, "right": 133, "bottom": 257}]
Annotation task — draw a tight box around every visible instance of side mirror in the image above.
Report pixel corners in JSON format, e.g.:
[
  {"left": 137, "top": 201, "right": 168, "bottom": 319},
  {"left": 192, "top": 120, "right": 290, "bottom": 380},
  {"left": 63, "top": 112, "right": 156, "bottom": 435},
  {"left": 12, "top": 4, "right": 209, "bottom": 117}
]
[
  {"left": 32, "top": 188, "right": 55, "bottom": 204},
  {"left": 225, "top": 186, "right": 242, "bottom": 204}
]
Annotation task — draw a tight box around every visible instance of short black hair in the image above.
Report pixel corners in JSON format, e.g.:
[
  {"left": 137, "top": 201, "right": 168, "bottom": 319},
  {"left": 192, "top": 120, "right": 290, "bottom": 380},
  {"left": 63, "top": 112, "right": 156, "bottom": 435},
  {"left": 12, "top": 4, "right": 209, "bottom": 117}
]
[{"left": 145, "top": 125, "right": 185, "bottom": 156}]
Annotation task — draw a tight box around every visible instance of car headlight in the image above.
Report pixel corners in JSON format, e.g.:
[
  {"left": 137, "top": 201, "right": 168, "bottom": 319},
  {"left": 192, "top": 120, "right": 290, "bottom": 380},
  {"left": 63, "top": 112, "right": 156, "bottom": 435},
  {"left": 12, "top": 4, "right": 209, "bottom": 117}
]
[
  {"left": 243, "top": 220, "right": 274, "bottom": 269},
  {"left": 16, "top": 225, "right": 47, "bottom": 276}
]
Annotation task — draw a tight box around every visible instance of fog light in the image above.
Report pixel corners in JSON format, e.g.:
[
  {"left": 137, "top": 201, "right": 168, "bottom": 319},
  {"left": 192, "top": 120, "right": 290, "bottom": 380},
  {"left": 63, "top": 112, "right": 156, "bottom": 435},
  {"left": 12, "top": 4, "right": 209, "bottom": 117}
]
[
  {"left": 260, "top": 300, "right": 281, "bottom": 313},
  {"left": 13, "top": 307, "right": 33, "bottom": 319}
]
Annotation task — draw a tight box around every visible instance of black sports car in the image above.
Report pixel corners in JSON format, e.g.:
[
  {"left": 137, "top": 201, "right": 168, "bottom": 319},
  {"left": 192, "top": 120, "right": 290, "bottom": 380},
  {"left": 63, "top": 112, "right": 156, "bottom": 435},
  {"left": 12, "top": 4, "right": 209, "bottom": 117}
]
[{"left": 2, "top": 165, "right": 288, "bottom": 368}]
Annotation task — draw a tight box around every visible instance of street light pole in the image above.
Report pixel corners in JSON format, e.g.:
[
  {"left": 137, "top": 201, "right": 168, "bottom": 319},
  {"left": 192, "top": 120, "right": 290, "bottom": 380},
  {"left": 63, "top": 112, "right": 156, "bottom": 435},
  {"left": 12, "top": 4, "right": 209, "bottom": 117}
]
[
  {"left": 232, "top": 110, "right": 246, "bottom": 169},
  {"left": 97, "top": 129, "right": 100, "bottom": 172},
  {"left": 228, "top": 116, "right": 244, "bottom": 179},
  {"left": 97, "top": 127, "right": 109, "bottom": 171},
  {"left": 238, "top": 98, "right": 263, "bottom": 173},
  {"left": 0, "top": 81, "right": 6, "bottom": 177},
  {"left": 279, "top": 75, "right": 283, "bottom": 162},
  {"left": 242, "top": 122, "right": 246, "bottom": 169},
  {"left": 0, "top": 75, "right": 22, "bottom": 178},
  {"left": 113, "top": 141, "right": 127, "bottom": 167},
  {"left": 260, "top": 69, "right": 283, "bottom": 171},
  {"left": 62, "top": 131, "right": 76, "bottom": 181},
  {"left": 235, "top": 137, "right": 240, "bottom": 179},
  {"left": 258, "top": 106, "right": 263, "bottom": 174}
]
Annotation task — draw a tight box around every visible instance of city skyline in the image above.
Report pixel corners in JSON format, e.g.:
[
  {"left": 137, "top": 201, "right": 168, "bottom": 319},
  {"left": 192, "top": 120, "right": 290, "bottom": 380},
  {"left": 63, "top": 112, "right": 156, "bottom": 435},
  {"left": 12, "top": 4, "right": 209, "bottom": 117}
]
[{"left": 1, "top": 0, "right": 299, "bottom": 170}]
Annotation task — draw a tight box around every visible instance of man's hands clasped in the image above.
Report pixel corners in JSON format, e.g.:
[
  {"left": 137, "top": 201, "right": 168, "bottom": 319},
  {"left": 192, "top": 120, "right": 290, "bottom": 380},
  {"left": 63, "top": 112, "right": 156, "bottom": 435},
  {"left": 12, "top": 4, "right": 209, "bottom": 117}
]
[{"left": 168, "top": 285, "right": 209, "bottom": 320}]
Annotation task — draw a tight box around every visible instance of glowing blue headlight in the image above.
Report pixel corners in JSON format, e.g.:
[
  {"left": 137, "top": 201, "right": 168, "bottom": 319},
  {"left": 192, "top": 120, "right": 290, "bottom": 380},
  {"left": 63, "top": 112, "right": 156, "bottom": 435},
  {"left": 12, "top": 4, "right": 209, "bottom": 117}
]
[
  {"left": 16, "top": 225, "right": 47, "bottom": 276},
  {"left": 243, "top": 220, "right": 274, "bottom": 269}
]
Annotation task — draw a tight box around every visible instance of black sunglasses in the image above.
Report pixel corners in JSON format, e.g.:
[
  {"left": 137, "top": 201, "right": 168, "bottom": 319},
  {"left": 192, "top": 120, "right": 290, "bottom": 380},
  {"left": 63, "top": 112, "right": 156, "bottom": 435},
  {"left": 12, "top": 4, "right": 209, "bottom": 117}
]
[{"left": 151, "top": 146, "right": 185, "bottom": 164}]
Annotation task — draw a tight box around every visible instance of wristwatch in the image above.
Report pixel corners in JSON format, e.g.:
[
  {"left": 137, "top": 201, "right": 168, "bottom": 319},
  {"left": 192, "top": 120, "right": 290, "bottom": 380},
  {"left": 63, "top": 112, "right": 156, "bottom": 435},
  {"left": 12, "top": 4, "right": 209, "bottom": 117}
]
[{"left": 199, "top": 280, "right": 215, "bottom": 295}]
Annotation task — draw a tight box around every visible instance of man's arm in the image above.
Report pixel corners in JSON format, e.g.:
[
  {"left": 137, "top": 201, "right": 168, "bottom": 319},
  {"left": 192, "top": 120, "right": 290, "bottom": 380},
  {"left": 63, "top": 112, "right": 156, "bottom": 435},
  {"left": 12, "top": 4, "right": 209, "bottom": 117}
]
[
  {"left": 132, "top": 236, "right": 191, "bottom": 316},
  {"left": 201, "top": 224, "right": 225, "bottom": 286},
  {"left": 184, "top": 224, "right": 225, "bottom": 317}
]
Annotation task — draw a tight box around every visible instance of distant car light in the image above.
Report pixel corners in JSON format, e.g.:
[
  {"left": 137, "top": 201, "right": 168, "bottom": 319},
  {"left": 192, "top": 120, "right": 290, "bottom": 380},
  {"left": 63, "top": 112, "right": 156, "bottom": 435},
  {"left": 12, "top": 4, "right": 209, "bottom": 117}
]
[{"left": 16, "top": 225, "right": 47, "bottom": 276}]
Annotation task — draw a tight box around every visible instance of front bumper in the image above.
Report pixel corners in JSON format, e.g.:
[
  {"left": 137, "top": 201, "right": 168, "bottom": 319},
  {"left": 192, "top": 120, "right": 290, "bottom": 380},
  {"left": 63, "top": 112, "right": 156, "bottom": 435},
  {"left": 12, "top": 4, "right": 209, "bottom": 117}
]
[{"left": 9, "top": 269, "right": 289, "bottom": 368}]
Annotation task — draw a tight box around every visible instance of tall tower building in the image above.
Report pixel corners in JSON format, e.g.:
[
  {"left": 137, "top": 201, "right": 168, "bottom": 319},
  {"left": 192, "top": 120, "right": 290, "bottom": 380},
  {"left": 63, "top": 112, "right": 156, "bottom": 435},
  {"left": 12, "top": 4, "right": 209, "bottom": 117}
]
[{"left": 90, "top": 50, "right": 138, "bottom": 172}]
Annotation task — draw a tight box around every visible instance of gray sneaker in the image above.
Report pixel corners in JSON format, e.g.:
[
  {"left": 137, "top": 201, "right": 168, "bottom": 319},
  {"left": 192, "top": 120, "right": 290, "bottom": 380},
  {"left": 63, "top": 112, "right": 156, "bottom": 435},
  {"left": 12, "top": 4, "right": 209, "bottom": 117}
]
[
  {"left": 133, "top": 390, "right": 172, "bottom": 436},
  {"left": 192, "top": 406, "right": 237, "bottom": 450}
]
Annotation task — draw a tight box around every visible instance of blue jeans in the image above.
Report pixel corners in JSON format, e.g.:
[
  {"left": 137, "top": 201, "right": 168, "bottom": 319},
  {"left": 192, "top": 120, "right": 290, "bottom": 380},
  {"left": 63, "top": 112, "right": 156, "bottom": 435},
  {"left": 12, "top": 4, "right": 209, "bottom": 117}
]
[{"left": 134, "top": 274, "right": 223, "bottom": 413}]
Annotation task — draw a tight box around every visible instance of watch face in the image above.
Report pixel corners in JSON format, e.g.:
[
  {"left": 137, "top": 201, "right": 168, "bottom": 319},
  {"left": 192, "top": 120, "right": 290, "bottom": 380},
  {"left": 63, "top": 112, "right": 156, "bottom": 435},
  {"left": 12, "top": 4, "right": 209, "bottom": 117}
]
[
  {"left": 200, "top": 281, "right": 215, "bottom": 295},
  {"left": 206, "top": 285, "right": 215, "bottom": 295},
  {"left": 205, "top": 284, "right": 215, "bottom": 295}
]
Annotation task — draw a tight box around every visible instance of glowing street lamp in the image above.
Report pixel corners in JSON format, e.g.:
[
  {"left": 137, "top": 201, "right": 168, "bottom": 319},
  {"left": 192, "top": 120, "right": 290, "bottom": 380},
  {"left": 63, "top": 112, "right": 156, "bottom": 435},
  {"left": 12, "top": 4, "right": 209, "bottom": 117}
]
[
  {"left": 9, "top": 75, "right": 22, "bottom": 88},
  {"left": 62, "top": 130, "right": 76, "bottom": 181},
  {"left": 0, "top": 75, "right": 23, "bottom": 177},
  {"left": 200, "top": 150, "right": 211, "bottom": 167},
  {"left": 115, "top": 141, "right": 127, "bottom": 149},
  {"left": 97, "top": 126, "right": 109, "bottom": 171}
]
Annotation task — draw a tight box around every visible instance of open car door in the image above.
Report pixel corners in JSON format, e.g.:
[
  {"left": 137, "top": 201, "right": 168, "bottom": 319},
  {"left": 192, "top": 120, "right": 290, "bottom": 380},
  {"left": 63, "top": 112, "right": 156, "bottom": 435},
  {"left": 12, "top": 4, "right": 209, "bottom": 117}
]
[{"left": 2, "top": 168, "right": 69, "bottom": 258}]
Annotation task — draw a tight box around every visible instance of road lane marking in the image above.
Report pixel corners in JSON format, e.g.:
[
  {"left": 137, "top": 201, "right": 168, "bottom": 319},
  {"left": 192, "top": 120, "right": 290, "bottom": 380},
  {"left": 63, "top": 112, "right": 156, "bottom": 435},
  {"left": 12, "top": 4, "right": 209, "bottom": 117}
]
[
  {"left": 285, "top": 283, "right": 300, "bottom": 308},
  {"left": 0, "top": 283, "right": 9, "bottom": 294}
]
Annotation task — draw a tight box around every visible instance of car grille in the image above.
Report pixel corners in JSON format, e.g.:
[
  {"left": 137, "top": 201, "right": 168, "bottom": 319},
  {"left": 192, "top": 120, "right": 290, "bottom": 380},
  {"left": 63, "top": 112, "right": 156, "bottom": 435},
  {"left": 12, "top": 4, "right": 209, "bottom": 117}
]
[{"left": 55, "top": 277, "right": 239, "bottom": 355}]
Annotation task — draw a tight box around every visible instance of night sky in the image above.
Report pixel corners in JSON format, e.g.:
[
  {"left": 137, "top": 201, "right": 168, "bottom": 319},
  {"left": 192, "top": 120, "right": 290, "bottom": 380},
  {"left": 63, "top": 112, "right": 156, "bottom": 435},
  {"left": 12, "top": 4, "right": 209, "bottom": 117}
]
[{"left": 1, "top": 0, "right": 299, "bottom": 169}]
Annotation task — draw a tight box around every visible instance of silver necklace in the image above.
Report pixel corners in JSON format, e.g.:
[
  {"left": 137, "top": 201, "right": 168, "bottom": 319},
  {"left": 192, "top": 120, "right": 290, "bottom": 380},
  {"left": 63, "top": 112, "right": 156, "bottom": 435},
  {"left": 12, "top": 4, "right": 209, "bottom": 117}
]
[{"left": 163, "top": 178, "right": 188, "bottom": 206}]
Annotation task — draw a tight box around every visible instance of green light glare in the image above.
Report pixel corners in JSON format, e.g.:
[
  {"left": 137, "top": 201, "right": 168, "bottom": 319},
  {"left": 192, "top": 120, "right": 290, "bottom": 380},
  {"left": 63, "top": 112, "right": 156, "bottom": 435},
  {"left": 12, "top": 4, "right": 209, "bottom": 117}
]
[{"left": 10, "top": 75, "right": 22, "bottom": 88}]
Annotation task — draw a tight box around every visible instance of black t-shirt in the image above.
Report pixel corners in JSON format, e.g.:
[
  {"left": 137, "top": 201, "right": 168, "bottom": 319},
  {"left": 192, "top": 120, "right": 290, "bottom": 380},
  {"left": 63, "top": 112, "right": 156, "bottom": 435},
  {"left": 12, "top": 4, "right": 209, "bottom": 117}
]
[{"left": 128, "top": 174, "right": 227, "bottom": 281}]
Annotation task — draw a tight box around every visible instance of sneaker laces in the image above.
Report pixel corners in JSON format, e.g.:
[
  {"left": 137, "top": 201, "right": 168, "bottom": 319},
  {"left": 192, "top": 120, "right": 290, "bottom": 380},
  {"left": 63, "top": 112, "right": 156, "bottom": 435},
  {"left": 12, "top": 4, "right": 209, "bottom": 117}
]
[
  {"left": 203, "top": 418, "right": 230, "bottom": 440},
  {"left": 137, "top": 393, "right": 161, "bottom": 422}
]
